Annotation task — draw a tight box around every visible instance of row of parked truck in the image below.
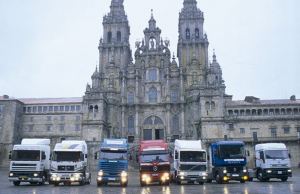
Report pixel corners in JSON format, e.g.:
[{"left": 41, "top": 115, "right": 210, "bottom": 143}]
[{"left": 8, "top": 138, "right": 292, "bottom": 187}]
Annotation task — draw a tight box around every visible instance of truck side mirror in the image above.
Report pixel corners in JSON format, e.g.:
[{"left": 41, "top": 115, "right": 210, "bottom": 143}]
[
  {"left": 9, "top": 151, "right": 12, "bottom": 160},
  {"left": 94, "top": 153, "right": 98, "bottom": 160},
  {"left": 289, "top": 153, "right": 291, "bottom": 159},
  {"left": 207, "top": 155, "right": 210, "bottom": 161},
  {"left": 85, "top": 154, "right": 88, "bottom": 159},
  {"left": 247, "top": 150, "right": 250, "bottom": 157},
  {"left": 129, "top": 154, "right": 133, "bottom": 161},
  {"left": 42, "top": 153, "right": 46, "bottom": 160}
]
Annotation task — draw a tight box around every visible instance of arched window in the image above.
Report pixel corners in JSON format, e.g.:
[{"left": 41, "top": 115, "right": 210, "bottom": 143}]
[
  {"left": 170, "top": 88, "right": 179, "bottom": 103},
  {"left": 195, "top": 28, "right": 200, "bottom": 39},
  {"left": 94, "top": 105, "right": 99, "bottom": 112},
  {"left": 186, "top": 28, "right": 190, "bottom": 40},
  {"left": 128, "top": 116, "right": 135, "bottom": 133},
  {"left": 148, "top": 69, "right": 157, "bottom": 81},
  {"left": 149, "top": 87, "right": 158, "bottom": 103},
  {"left": 89, "top": 105, "right": 93, "bottom": 112},
  {"left": 127, "top": 92, "right": 134, "bottom": 104},
  {"left": 117, "top": 31, "right": 121, "bottom": 42},
  {"left": 171, "top": 115, "right": 180, "bottom": 133},
  {"left": 107, "top": 31, "right": 112, "bottom": 43}
]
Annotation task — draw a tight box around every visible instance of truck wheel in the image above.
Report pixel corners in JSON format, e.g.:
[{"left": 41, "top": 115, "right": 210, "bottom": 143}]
[
  {"left": 281, "top": 177, "right": 288, "bottom": 182},
  {"left": 216, "top": 173, "right": 223, "bottom": 184},
  {"left": 257, "top": 170, "right": 264, "bottom": 182},
  {"left": 176, "top": 178, "right": 181, "bottom": 185},
  {"left": 97, "top": 182, "right": 103, "bottom": 187},
  {"left": 13, "top": 181, "right": 20, "bottom": 186},
  {"left": 54, "top": 182, "right": 59, "bottom": 186}
]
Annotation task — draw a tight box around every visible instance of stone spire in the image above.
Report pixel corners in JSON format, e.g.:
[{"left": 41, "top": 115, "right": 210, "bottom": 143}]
[
  {"left": 183, "top": 0, "right": 198, "bottom": 9},
  {"left": 110, "top": 0, "right": 125, "bottom": 16},
  {"left": 148, "top": 9, "right": 157, "bottom": 30}
]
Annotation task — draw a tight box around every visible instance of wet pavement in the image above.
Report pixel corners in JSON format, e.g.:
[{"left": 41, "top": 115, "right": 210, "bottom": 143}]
[{"left": 1, "top": 168, "right": 299, "bottom": 194}]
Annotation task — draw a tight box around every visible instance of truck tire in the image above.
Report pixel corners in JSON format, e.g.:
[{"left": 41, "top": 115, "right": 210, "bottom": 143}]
[
  {"left": 216, "top": 173, "right": 223, "bottom": 184},
  {"left": 13, "top": 181, "right": 20, "bottom": 186},
  {"left": 54, "top": 182, "right": 59, "bottom": 186},
  {"left": 97, "top": 181, "right": 103, "bottom": 187},
  {"left": 281, "top": 177, "right": 288, "bottom": 182}
]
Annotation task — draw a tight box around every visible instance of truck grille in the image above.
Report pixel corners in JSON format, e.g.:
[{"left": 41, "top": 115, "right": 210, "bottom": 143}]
[
  {"left": 58, "top": 165, "right": 74, "bottom": 171},
  {"left": 11, "top": 163, "right": 37, "bottom": 171},
  {"left": 140, "top": 164, "right": 170, "bottom": 173},
  {"left": 180, "top": 165, "right": 206, "bottom": 171},
  {"left": 226, "top": 166, "right": 243, "bottom": 173},
  {"left": 99, "top": 162, "right": 127, "bottom": 176}
]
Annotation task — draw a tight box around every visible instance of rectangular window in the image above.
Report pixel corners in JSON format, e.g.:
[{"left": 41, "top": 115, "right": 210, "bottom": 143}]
[
  {"left": 23, "top": 107, "right": 26, "bottom": 113},
  {"left": 28, "top": 125, "right": 34, "bottom": 132},
  {"left": 47, "top": 116, "right": 52, "bottom": 121},
  {"left": 32, "top": 106, "right": 37, "bottom": 113},
  {"left": 76, "top": 105, "right": 81, "bottom": 111},
  {"left": 297, "top": 127, "right": 300, "bottom": 132},
  {"left": 283, "top": 127, "right": 290, "bottom": 134},
  {"left": 240, "top": 128, "right": 245, "bottom": 134},
  {"left": 253, "top": 132, "right": 258, "bottom": 142},
  {"left": 46, "top": 125, "right": 52, "bottom": 131},
  {"left": 54, "top": 106, "right": 59, "bottom": 112},
  {"left": 48, "top": 106, "right": 53, "bottom": 112},
  {"left": 270, "top": 128, "right": 277, "bottom": 138},
  {"left": 75, "top": 124, "right": 81, "bottom": 131},
  {"left": 0, "top": 105, "right": 3, "bottom": 113},
  {"left": 38, "top": 106, "right": 42, "bottom": 113},
  {"left": 27, "top": 107, "right": 32, "bottom": 113},
  {"left": 228, "top": 123, "right": 234, "bottom": 130},
  {"left": 60, "top": 116, "right": 65, "bottom": 121},
  {"left": 60, "top": 106, "right": 64, "bottom": 111},
  {"left": 60, "top": 124, "right": 65, "bottom": 131},
  {"left": 65, "top": 106, "right": 70, "bottom": 112},
  {"left": 43, "top": 106, "right": 48, "bottom": 113},
  {"left": 71, "top": 105, "right": 75, "bottom": 112}
]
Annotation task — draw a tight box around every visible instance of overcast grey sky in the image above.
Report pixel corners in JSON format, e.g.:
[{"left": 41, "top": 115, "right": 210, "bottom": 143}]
[{"left": 0, "top": 0, "right": 299, "bottom": 100}]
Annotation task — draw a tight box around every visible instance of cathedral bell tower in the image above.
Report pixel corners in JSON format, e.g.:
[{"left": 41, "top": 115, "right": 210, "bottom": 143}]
[{"left": 177, "top": 0, "right": 209, "bottom": 88}]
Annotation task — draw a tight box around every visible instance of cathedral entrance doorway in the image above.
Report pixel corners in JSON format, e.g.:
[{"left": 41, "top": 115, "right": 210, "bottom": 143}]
[{"left": 142, "top": 116, "right": 165, "bottom": 140}]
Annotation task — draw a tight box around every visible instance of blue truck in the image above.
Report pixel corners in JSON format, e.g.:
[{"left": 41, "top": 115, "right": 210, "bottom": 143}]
[
  {"left": 208, "top": 141, "right": 249, "bottom": 184},
  {"left": 96, "top": 139, "right": 129, "bottom": 187}
]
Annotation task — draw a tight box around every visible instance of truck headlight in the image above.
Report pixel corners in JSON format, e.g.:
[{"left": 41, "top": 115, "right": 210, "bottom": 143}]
[
  {"left": 51, "top": 173, "right": 58, "bottom": 178},
  {"left": 201, "top": 172, "right": 208, "bottom": 176},
  {"left": 179, "top": 171, "right": 185, "bottom": 176},
  {"left": 223, "top": 169, "right": 227, "bottom": 174},
  {"left": 288, "top": 169, "right": 292, "bottom": 173},
  {"left": 243, "top": 169, "right": 247, "bottom": 173},
  {"left": 34, "top": 173, "right": 39, "bottom": 177},
  {"left": 121, "top": 171, "right": 128, "bottom": 177},
  {"left": 267, "top": 170, "right": 272, "bottom": 173},
  {"left": 98, "top": 170, "right": 104, "bottom": 176},
  {"left": 73, "top": 173, "right": 81, "bottom": 178},
  {"left": 9, "top": 173, "right": 14, "bottom": 177}
]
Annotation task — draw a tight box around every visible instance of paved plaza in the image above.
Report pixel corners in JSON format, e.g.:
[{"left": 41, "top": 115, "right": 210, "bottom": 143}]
[{"left": 0, "top": 168, "right": 299, "bottom": 194}]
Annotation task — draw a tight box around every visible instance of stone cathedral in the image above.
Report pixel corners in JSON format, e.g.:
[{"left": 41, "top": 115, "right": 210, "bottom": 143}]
[{"left": 1, "top": 0, "right": 300, "bottom": 167}]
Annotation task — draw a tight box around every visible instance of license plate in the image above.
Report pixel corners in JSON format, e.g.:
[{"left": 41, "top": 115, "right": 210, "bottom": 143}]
[
  {"left": 278, "top": 171, "right": 282, "bottom": 174},
  {"left": 19, "top": 176, "right": 28, "bottom": 180},
  {"left": 152, "top": 174, "right": 158, "bottom": 177},
  {"left": 232, "top": 174, "right": 239, "bottom": 177},
  {"left": 108, "top": 178, "right": 116, "bottom": 181}
]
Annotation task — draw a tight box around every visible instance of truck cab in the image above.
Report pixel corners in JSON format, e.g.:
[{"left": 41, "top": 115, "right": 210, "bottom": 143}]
[
  {"left": 8, "top": 139, "right": 51, "bottom": 186},
  {"left": 173, "top": 140, "right": 208, "bottom": 185},
  {"left": 255, "top": 143, "right": 292, "bottom": 182},
  {"left": 50, "top": 140, "right": 91, "bottom": 186},
  {"left": 209, "top": 141, "right": 249, "bottom": 184},
  {"left": 96, "top": 139, "right": 129, "bottom": 187},
  {"left": 139, "top": 140, "right": 170, "bottom": 186}
]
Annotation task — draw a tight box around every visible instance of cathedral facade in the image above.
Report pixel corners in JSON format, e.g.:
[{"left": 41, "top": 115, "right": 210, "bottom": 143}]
[{"left": 1, "top": 0, "right": 299, "bottom": 167}]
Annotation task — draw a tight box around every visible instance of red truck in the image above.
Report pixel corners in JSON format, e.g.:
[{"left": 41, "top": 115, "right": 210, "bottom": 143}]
[{"left": 138, "top": 140, "right": 171, "bottom": 186}]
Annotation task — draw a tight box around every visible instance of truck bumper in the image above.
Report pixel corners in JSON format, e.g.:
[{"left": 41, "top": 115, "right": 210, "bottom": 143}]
[
  {"left": 8, "top": 171, "right": 44, "bottom": 183},
  {"left": 97, "top": 176, "right": 123, "bottom": 183},
  {"left": 177, "top": 174, "right": 208, "bottom": 183},
  {"left": 223, "top": 173, "right": 249, "bottom": 181},
  {"left": 262, "top": 168, "right": 292, "bottom": 179},
  {"left": 140, "top": 172, "right": 170, "bottom": 184},
  {"left": 50, "top": 172, "right": 84, "bottom": 184}
]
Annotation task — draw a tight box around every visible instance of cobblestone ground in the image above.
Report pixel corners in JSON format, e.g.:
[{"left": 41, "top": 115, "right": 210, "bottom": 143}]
[{"left": 1, "top": 168, "right": 299, "bottom": 194}]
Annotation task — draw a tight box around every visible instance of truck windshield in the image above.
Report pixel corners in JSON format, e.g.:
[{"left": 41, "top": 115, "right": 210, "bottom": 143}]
[
  {"left": 52, "top": 151, "right": 82, "bottom": 162},
  {"left": 180, "top": 151, "right": 206, "bottom": 162},
  {"left": 141, "top": 151, "right": 169, "bottom": 163},
  {"left": 12, "top": 150, "right": 40, "bottom": 161},
  {"left": 265, "top": 150, "right": 289, "bottom": 159},
  {"left": 219, "top": 144, "right": 245, "bottom": 159},
  {"left": 100, "top": 150, "right": 127, "bottom": 160}
]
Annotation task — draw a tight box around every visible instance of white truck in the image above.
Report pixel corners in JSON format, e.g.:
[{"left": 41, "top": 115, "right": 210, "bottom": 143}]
[
  {"left": 255, "top": 143, "right": 292, "bottom": 182},
  {"left": 50, "top": 140, "right": 91, "bottom": 186},
  {"left": 172, "top": 140, "right": 208, "bottom": 184},
  {"left": 8, "top": 138, "right": 51, "bottom": 186}
]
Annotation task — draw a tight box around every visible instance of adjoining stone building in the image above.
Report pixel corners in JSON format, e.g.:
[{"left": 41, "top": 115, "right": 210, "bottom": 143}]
[{"left": 0, "top": 0, "right": 299, "bottom": 167}]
